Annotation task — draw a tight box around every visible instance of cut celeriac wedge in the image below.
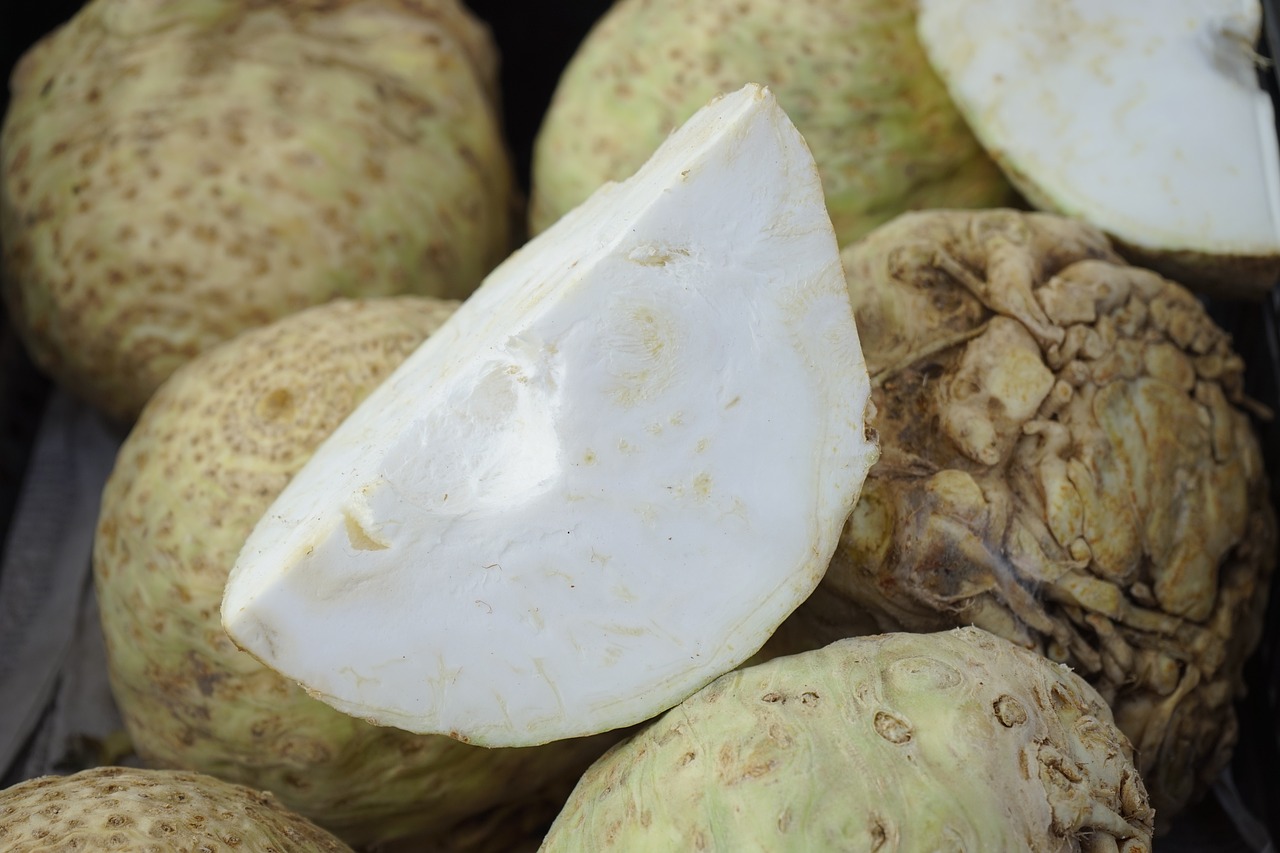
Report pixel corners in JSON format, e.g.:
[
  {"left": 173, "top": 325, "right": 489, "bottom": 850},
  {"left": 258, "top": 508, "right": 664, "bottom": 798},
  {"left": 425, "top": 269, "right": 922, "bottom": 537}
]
[
  {"left": 221, "top": 84, "right": 878, "bottom": 748},
  {"left": 916, "top": 0, "right": 1280, "bottom": 298}
]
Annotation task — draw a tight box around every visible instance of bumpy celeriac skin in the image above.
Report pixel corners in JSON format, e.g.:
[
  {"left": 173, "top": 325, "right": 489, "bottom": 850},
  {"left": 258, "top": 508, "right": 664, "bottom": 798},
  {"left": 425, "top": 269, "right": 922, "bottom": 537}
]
[
  {"left": 0, "top": 767, "right": 353, "bottom": 852},
  {"left": 541, "top": 627, "right": 1154, "bottom": 853},
  {"left": 1, "top": 0, "right": 516, "bottom": 424},
  {"left": 92, "top": 298, "right": 618, "bottom": 848},
  {"left": 527, "top": 0, "right": 1015, "bottom": 241},
  {"left": 773, "top": 209, "right": 1276, "bottom": 824}
]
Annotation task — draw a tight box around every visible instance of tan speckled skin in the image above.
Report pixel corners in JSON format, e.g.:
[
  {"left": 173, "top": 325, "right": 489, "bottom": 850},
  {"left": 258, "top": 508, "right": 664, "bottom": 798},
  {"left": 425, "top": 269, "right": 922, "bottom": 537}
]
[
  {"left": 92, "top": 298, "right": 619, "bottom": 848},
  {"left": 1, "top": 0, "right": 517, "bottom": 424},
  {"left": 541, "top": 628, "right": 1154, "bottom": 853},
  {"left": 528, "top": 0, "right": 1017, "bottom": 241},
  {"left": 0, "top": 766, "right": 354, "bottom": 853},
  {"left": 772, "top": 209, "right": 1276, "bottom": 825}
]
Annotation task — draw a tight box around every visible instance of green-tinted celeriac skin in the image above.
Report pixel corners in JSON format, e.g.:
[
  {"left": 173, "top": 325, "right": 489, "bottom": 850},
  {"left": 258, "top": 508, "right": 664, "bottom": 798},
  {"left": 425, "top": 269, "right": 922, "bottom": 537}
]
[
  {"left": 529, "top": 0, "right": 1016, "bottom": 241},
  {"left": 541, "top": 628, "right": 1154, "bottom": 853}
]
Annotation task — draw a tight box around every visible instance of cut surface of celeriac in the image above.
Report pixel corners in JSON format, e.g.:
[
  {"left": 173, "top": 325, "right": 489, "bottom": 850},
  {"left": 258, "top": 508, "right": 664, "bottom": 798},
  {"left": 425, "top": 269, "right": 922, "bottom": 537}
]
[
  {"left": 221, "top": 84, "right": 877, "bottom": 748},
  {"left": 916, "top": 0, "right": 1280, "bottom": 297}
]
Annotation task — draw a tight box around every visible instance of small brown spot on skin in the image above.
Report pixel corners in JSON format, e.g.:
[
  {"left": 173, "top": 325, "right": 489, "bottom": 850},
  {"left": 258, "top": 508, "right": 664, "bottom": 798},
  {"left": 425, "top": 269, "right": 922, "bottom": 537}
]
[
  {"left": 873, "top": 710, "right": 912, "bottom": 744},
  {"left": 870, "top": 820, "right": 889, "bottom": 851},
  {"left": 259, "top": 388, "right": 294, "bottom": 419},
  {"left": 993, "top": 694, "right": 1028, "bottom": 727}
]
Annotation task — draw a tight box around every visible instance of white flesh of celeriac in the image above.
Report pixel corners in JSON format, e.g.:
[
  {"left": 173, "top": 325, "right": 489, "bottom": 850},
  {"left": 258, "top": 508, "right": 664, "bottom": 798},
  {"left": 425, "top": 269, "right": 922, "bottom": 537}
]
[
  {"left": 916, "top": 0, "right": 1280, "bottom": 277},
  {"left": 221, "top": 84, "right": 877, "bottom": 748}
]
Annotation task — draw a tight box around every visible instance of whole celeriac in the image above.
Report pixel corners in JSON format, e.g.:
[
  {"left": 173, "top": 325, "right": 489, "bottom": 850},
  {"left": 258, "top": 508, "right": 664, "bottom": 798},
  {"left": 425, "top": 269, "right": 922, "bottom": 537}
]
[
  {"left": 93, "top": 297, "right": 617, "bottom": 848},
  {"left": 541, "top": 627, "right": 1154, "bottom": 852},
  {"left": 774, "top": 208, "right": 1276, "bottom": 823},
  {"left": 221, "top": 84, "right": 879, "bottom": 749},
  {"left": 528, "top": 0, "right": 1015, "bottom": 241},
  {"left": 0, "top": 767, "right": 354, "bottom": 852},
  {"left": 1, "top": 0, "right": 516, "bottom": 423}
]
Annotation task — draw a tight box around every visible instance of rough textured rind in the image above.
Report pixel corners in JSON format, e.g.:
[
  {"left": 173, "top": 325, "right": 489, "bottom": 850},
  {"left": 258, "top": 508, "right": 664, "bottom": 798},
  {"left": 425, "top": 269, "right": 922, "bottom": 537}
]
[
  {"left": 92, "top": 298, "right": 617, "bottom": 847},
  {"left": 1109, "top": 238, "right": 1280, "bottom": 304},
  {"left": 773, "top": 209, "right": 1277, "bottom": 825},
  {"left": 528, "top": 0, "right": 1015, "bottom": 242},
  {"left": 0, "top": 766, "right": 353, "bottom": 852},
  {"left": 541, "top": 628, "right": 1154, "bottom": 853},
  {"left": 1, "top": 0, "right": 517, "bottom": 423}
]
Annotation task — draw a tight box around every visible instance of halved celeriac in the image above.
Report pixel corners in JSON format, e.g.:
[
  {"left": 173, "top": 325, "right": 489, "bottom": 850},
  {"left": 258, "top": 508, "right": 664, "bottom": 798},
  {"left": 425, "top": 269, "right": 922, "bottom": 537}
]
[
  {"left": 221, "top": 84, "right": 878, "bottom": 748},
  {"left": 916, "top": 0, "right": 1280, "bottom": 297}
]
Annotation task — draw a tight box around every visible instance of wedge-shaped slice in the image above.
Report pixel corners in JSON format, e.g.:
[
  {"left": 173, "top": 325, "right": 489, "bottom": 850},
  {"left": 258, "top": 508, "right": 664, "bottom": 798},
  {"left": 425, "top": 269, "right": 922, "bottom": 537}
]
[
  {"left": 916, "top": 0, "right": 1280, "bottom": 298},
  {"left": 222, "top": 84, "right": 878, "bottom": 748}
]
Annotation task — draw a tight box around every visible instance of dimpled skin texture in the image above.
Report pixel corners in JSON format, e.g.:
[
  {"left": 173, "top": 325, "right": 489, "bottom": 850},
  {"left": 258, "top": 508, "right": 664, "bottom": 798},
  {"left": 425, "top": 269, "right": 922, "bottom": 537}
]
[
  {"left": 773, "top": 209, "right": 1277, "bottom": 825},
  {"left": 92, "top": 298, "right": 617, "bottom": 848},
  {"left": 541, "top": 628, "right": 1154, "bottom": 853},
  {"left": 1, "top": 0, "right": 517, "bottom": 424},
  {"left": 528, "top": 0, "right": 1016, "bottom": 241},
  {"left": 0, "top": 767, "right": 353, "bottom": 853}
]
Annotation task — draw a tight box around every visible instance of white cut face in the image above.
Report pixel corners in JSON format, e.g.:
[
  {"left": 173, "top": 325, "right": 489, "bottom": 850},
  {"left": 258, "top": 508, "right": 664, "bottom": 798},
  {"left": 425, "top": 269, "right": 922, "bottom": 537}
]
[
  {"left": 916, "top": 0, "right": 1280, "bottom": 257},
  {"left": 221, "top": 84, "right": 877, "bottom": 748}
]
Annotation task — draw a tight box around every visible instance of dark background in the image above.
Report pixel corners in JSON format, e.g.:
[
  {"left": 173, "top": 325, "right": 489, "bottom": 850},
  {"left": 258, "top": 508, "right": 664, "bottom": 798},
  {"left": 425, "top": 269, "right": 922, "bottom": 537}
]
[{"left": 3, "top": 2, "right": 1280, "bottom": 849}]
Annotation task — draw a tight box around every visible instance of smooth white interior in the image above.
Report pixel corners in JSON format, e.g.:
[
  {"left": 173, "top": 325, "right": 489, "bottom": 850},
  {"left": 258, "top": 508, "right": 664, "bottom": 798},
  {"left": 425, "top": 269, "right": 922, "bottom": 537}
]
[
  {"left": 917, "top": 0, "right": 1280, "bottom": 256},
  {"left": 221, "top": 85, "right": 876, "bottom": 747}
]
